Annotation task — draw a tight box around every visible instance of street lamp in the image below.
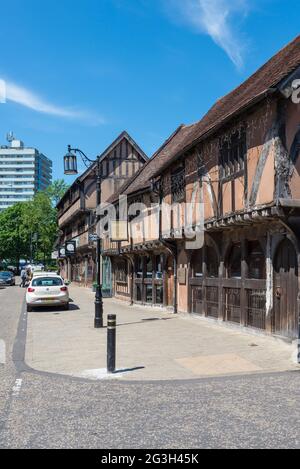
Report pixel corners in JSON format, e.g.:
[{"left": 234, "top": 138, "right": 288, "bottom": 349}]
[
  {"left": 63, "top": 145, "right": 103, "bottom": 328},
  {"left": 64, "top": 146, "right": 78, "bottom": 175}
]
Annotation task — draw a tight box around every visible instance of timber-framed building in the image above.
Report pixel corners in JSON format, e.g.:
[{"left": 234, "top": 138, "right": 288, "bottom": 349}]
[
  {"left": 57, "top": 131, "right": 148, "bottom": 295},
  {"left": 102, "top": 36, "right": 300, "bottom": 340}
]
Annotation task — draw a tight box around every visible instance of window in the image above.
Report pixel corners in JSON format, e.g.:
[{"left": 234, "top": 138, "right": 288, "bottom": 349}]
[
  {"left": 248, "top": 242, "right": 266, "bottom": 279},
  {"left": 0, "top": 272, "right": 13, "bottom": 278},
  {"left": 146, "top": 285, "right": 153, "bottom": 303},
  {"left": 155, "top": 285, "right": 163, "bottom": 304},
  {"left": 155, "top": 255, "right": 163, "bottom": 279},
  {"left": 146, "top": 256, "right": 153, "bottom": 279},
  {"left": 227, "top": 244, "right": 242, "bottom": 278},
  {"left": 32, "top": 277, "right": 63, "bottom": 287},
  {"left": 171, "top": 165, "right": 186, "bottom": 203},
  {"left": 135, "top": 257, "right": 143, "bottom": 279},
  {"left": 115, "top": 260, "right": 128, "bottom": 283},
  {"left": 192, "top": 250, "right": 203, "bottom": 278},
  {"left": 220, "top": 129, "right": 246, "bottom": 178}
]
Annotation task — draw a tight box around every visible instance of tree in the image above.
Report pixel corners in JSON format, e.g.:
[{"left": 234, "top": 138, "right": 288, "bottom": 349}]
[
  {"left": 0, "top": 186, "right": 60, "bottom": 269},
  {"left": 23, "top": 191, "right": 58, "bottom": 264},
  {"left": 0, "top": 203, "right": 31, "bottom": 268},
  {"left": 46, "top": 179, "right": 69, "bottom": 207}
]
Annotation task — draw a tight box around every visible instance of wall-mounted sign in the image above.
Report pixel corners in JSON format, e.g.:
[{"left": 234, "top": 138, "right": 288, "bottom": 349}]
[
  {"left": 89, "top": 233, "right": 99, "bottom": 243},
  {"left": 58, "top": 247, "right": 66, "bottom": 259},
  {"left": 65, "top": 241, "right": 76, "bottom": 257},
  {"left": 51, "top": 250, "right": 59, "bottom": 260}
]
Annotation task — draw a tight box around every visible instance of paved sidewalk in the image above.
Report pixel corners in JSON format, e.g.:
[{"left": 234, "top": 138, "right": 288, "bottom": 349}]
[{"left": 25, "top": 286, "right": 299, "bottom": 381}]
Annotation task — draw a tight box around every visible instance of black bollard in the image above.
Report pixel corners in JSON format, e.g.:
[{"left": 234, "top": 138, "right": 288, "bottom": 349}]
[{"left": 107, "top": 314, "right": 116, "bottom": 373}]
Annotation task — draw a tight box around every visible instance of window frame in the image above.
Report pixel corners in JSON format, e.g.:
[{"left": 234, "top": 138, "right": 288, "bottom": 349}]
[
  {"left": 115, "top": 259, "right": 128, "bottom": 283},
  {"left": 171, "top": 165, "right": 186, "bottom": 203},
  {"left": 219, "top": 128, "right": 247, "bottom": 181}
]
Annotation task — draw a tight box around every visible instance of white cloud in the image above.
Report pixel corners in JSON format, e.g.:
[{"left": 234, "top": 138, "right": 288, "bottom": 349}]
[
  {"left": 165, "top": 0, "right": 248, "bottom": 69},
  {"left": 1, "top": 79, "right": 105, "bottom": 125}
]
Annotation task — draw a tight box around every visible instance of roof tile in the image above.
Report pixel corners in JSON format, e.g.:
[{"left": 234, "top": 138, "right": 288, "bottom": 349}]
[{"left": 108, "top": 35, "right": 300, "bottom": 203}]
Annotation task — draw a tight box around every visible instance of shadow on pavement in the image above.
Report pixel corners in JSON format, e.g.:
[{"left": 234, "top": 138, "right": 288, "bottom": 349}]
[
  {"left": 107, "top": 317, "right": 175, "bottom": 329},
  {"left": 112, "top": 366, "right": 146, "bottom": 375},
  {"left": 31, "top": 303, "right": 81, "bottom": 313}
]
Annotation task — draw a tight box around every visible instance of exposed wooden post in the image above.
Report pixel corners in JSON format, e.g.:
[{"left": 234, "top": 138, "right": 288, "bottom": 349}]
[
  {"left": 265, "top": 231, "right": 273, "bottom": 333},
  {"left": 173, "top": 253, "right": 178, "bottom": 314},
  {"left": 203, "top": 244, "right": 208, "bottom": 317},
  {"left": 186, "top": 251, "right": 192, "bottom": 314},
  {"left": 84, "top": 257, "right": 88, "bottom": 286},
  {"left": 241, "top": 239, "right": 248, "bottom": 327},
  {"left": 218, "top": 256, "right": 224, "bottom": 321},
  {"left": 152, "top": 254, "right": 155, "bottom": 306},
  {"left": 162, "top": 254, "right": 168, "bottom": 308},
  {"left": 129, "top": 256, "right": 134, "bottom": 305},
  {"left": 296, "top": 251, "right": 300, "bottom": 363}
]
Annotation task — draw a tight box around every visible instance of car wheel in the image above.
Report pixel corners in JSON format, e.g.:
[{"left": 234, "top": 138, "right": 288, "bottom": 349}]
[
  {"left": 27, "top": 305, "right": 33, "bottom": 312},
  {"left": 62, "top": 304, "right": 69, "bottom": 311}
]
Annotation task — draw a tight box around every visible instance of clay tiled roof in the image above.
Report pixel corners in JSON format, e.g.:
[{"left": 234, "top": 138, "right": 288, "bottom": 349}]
[{"left": 109, "top": 35, "right": 300, "bottom": 203}]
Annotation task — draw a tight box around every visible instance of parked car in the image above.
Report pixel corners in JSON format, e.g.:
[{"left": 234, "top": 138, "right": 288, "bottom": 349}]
[
  {"left": 0, "top": 271, "right": 16, "bottom": 286},
  {"left": 26, "top": 274, "right": 70, "bottom": 312}
]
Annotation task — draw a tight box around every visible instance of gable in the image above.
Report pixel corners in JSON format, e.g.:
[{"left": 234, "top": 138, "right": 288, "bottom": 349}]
[{"left": 100, "top": 137, "right": 146, "bottom": 180}]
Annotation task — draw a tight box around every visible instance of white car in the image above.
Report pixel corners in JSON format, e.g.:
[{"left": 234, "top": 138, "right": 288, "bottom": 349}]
[{"left": 26, "top": 274, "right": 70, "bottom": 312}]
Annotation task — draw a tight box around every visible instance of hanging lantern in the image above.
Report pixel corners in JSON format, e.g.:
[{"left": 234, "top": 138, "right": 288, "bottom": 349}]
[{"left": 64, "top": 147, "right": 78, "bottom": 175}]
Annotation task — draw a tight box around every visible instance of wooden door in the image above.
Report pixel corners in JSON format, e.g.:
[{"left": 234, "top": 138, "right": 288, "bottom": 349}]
[{"left": 274, "top": 239, "right": 298, "bottom": 339}]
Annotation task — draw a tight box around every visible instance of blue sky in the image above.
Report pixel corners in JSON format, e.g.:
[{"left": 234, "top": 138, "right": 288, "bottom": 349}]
[{"left": 0, "top": 0, "right": 299, "bottom": 180}]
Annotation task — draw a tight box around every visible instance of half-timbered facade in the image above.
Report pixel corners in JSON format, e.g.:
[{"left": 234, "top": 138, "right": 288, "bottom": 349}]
[
  {"left": 102, "top": 36, "right": 300, "bottom": 340},
  {"left": 57, "top": 131, "right": 147, "bottom": 292}
]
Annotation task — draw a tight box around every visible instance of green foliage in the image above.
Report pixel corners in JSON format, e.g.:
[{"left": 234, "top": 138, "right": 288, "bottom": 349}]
[
  {"left": 23, "top": 191, "right": 58, "bottom": 264},
  {"left": 0, "top": 203, "right": 31, "bottom": 265},
  {"left": 0, "top": 180, "right": 65, "bottom": 266},
  {"left": 46, "top": 179, "right": 69, "bottom": 206}
]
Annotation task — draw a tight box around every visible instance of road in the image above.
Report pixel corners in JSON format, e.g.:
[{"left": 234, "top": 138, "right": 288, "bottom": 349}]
[{"left": 0, "top": 285, "right": 299, "bottom": 449}]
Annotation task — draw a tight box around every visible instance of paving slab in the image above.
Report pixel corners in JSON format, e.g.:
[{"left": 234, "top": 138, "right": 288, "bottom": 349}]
[{"left": 25, "top": 285, "right": 299, "bottom": 381}]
